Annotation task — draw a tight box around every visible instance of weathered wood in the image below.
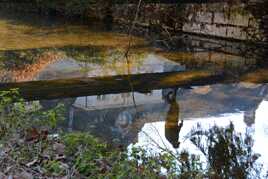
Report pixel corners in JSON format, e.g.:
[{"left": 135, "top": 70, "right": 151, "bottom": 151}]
[{"left": 0, "top": 70, "right": 222, "bottom": 100}]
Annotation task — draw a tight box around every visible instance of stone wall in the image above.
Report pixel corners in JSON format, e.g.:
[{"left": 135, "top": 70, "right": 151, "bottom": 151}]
[
  {"left": 112, "top": 2, "right": 267, "bottom": 42},
  {"left": 182, "top": 3, "right": 265, "bottom": 41}
]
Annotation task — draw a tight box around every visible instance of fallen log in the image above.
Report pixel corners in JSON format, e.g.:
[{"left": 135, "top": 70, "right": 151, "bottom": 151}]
[{"left": 0, "top": 70, "right": 222, "bottom": 100}]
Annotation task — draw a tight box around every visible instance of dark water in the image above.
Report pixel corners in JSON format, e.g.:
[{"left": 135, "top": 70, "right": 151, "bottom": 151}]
[{"left": 1, "top": 11, "right": 268, "bottom": 176}]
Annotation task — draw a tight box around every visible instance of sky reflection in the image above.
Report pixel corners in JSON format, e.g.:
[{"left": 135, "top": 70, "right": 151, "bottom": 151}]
[{"left": 132, "top": 100, "right": 268, "bottom": 173}]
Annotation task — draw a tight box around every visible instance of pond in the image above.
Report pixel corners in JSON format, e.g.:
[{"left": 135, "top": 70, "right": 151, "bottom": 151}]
[{"left": 1, "top": 10, "right": 268, "bottom": 176}]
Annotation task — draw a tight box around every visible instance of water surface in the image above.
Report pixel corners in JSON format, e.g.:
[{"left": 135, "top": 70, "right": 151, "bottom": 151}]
[{"left": 1, "top": 10, "right": 268, "bottom": 176}]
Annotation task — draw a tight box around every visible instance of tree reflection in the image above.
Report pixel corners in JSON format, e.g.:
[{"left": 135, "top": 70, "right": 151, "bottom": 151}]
[
  {"left": 163, "top": 88, "right": 183, "bottom": 149},
  {"left": 244, "top": 109, "right": 256, "bottom": 127},
  {"left": 187, "top": 123, "right": 264, "bottom": 178}
]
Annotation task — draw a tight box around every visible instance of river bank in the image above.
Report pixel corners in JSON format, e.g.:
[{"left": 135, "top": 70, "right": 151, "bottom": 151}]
[
  {"left": 0, "top": 2, "right": 268, "bottom": 178},
  {"left": 1, "top": 1, "right": 267, "bottom": 43}
]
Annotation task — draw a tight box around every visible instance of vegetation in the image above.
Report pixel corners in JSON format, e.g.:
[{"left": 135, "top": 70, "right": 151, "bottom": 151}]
[
  {"left": 4, "top": 0, "right": 184, "bottom": 20},
  {"left": 0, "top": 0, "right": 266, "bottom": 178},
  {"left": 33, "top": 0, "right": 99, "bottom": 17},
  {"left": 0, "top": 90, "right": 265, "bottom": 178}
]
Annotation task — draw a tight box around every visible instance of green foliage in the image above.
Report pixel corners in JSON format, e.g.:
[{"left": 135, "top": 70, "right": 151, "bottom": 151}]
[
  {"left": 63, "top": 132, "right": 107, "bottom": 155},
  {"left": 0, "top": 89, "right": 68, "bottom": 177},
  {"left": 0, "top": 89, "right": 64, "bottom": 141},
  {"left": 44, "top": 160, "right": 66, "bottom": 176},
  {"left": 62, "top": 132, "right": 205, "bottom": 178}
]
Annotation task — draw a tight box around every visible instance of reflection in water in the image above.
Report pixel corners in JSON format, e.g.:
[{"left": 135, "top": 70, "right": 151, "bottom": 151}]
[
  {"left": 0, "top": 48, "right": 185, "bottom": 82},
  {"left": 38, "top": 83, "right": 268, "bottom": 147},
  {"left": 163, "top": 88, "right": 183, "bottom": 148},
  {"left": 2, "top": 8, "right": 268, "bottom": 177},
  {"left": 135, "top": 111, "right": 268, "bottom": 177},
  {"left": 188, "top": 122, "right": 263, "bottom": 178},
  {"left": 244, "top": 109, "right": 256, "bottom": 127},
  {"left": 39, "top": 82, "right": 268, "bottom": 177}
]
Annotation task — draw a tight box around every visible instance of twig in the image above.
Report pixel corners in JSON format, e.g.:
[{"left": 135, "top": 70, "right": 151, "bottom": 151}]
[
  {"left": 123, "top": 0, "right": 143, "bottom": 112},
  {"left": 141, "top": 130, "right": 179, "bottom": 162}
]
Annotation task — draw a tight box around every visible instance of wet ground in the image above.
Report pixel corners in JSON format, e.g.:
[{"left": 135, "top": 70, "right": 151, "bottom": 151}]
[{"left": 1, "top": 10, "right": 268, "bottom": 175}]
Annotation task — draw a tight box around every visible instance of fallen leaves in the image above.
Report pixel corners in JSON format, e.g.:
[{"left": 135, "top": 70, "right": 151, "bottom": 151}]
[
  {"left": 25, "top": 128, "right": 48, "bottom": 142},
  {"left": 0, "top": 129, "right": 72, "bottom": 179}
]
